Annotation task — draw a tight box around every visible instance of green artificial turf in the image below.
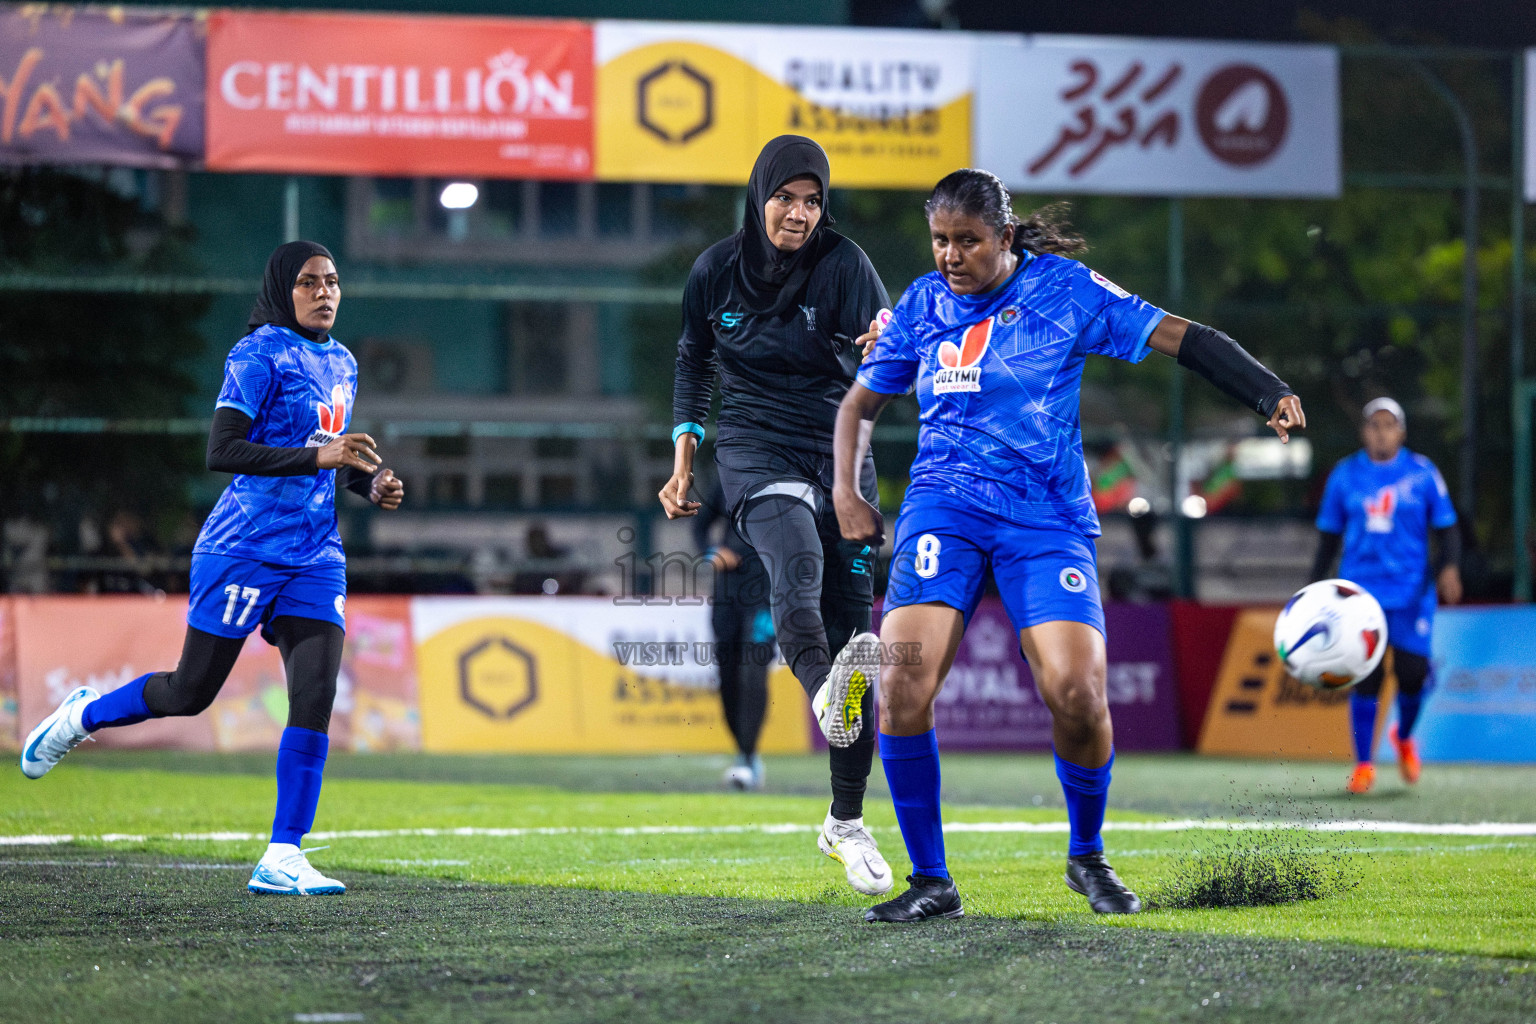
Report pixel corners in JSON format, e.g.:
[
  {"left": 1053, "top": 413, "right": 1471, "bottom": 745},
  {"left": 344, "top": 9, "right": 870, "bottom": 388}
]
[
  {"left": 4, "top": 758, "right": 1535, "bottom": 960},
  {"left": 4, "top": 846, "right": 1536, "bottom": 1024}
]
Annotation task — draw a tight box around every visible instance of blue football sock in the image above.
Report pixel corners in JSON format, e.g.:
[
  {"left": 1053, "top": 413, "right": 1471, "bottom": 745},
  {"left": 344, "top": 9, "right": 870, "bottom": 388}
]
[
  {"left": 879, "top": 729, "right": 947, "bottom": 879},
  {"left": 272, "top": 727, "right": 329, "bottom": 846},
  {"left": 1396, "top": 691, "right": 1424, "bottom": 740},
  {"left": 1350, "top": 693, "right": 1378, "bottom": 764},
  {"left": 80, "top": 674, "right": 155, "bottom": 732},
  {"left": 1055, "top": 749, "right": 1113, "bottom": 858}
]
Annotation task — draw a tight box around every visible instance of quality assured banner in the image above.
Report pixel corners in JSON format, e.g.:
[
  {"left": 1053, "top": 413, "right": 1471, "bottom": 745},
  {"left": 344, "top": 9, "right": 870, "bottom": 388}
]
[
  {"left": 976, "top": 35, "right": 1340, "bottom": 198},
  {"left": 205, "top": 10, "right": 593, "bottom": 179},
  {"left": 594, "top": 20, "right": 973, "bottom": 188},
  {"left": 411, "top": 596, "right": 809, "bottom": 754},
  {"left": 0, "top": 4, "right": 204, "bottom": 167}
]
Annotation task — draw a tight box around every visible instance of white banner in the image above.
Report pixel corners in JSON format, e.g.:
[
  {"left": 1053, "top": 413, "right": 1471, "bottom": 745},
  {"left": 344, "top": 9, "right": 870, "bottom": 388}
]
[
  {"left": 1526, "top": 50, "right": 1535, "bottom": 204},
  {"left": 976, "top": 35, "right": 1340, "bottom": 198}
]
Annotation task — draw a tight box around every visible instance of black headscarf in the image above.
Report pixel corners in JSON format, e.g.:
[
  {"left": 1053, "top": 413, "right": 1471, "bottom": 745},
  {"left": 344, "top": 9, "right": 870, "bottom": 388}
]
[
  {"left": 735, "top": 135, "right": 840, "bottom": 317},
  {"left": 248, "top": 240, "right": 336, "bottom": 342}
]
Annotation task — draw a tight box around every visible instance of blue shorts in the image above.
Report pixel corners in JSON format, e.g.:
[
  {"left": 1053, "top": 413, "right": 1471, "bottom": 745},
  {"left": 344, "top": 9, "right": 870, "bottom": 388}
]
[
  {"left": 188, "top": 553, "right": 347, "bottom": 643},
  {"left": 1383, "top": 594, "right": 1435, "bottom": 658},
  {"left": 884, "top": 499, "right": 1104, "bottom": 637}
]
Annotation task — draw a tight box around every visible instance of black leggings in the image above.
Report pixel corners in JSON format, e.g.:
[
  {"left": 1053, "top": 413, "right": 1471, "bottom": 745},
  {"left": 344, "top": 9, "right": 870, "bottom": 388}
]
[
  {"left": 142, "top": 617, "right": 343, "bottom": 733},
  {"left": 1354, "top": 646, "right": 1430, "bottom": 699},
  {"left": 737, "top": 492, "right": 876, "bottom": 820}
]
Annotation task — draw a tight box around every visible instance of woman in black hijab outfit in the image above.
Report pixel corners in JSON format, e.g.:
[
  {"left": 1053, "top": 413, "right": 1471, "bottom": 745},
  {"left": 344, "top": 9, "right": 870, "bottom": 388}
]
[
  {"left": 663, "top": 135, "right": 895, "bottom": 897},
  {"left": 21, "top": 241, "right": 403, "bottom": 896}
]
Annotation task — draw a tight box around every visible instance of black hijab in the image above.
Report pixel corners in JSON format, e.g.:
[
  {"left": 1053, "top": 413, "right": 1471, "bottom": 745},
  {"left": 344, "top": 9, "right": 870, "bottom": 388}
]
[
  {"left": 735, "top": 135, "right": 841, "bottom": 317},
  {"left": 248, "top": 240, "right": 336, "bottom": 342}
]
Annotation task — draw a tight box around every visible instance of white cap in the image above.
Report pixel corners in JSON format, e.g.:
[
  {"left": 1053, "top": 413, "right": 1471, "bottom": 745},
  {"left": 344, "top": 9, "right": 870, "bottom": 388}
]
[{"left": 1363, "top": 396, "right": 1405, "bottom": 428}]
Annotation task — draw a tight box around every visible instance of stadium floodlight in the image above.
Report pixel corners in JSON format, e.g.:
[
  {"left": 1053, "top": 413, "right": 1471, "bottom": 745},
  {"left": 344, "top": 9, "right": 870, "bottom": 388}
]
[
  {"left": 439, "top": 182, "right": 479, "bottom": 210},
  {"left": 1127, "top": 496, "right": 1151, "bottom": 518},
  {"left": 1180, "top": 494, "right": 1208, "bottom": 519}
]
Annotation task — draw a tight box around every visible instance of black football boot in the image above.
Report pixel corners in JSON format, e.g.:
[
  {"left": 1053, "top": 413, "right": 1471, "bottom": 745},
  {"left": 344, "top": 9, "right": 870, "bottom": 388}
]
[
  {"left": 1065, "top": 852, "right": 1142, "bottom": 914},
  {"left": 864, "top": 874, "right": 964, "bottom": 923}
]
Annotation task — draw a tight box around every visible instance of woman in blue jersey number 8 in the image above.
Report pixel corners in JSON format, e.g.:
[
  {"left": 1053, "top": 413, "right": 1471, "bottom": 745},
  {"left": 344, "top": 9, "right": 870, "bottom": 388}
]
[
  {"left": 833, "top": 170, "right": 1305, "bottom": 922},
  {"left": 20, "top": 241, "right": 404, "bottom": 896}
]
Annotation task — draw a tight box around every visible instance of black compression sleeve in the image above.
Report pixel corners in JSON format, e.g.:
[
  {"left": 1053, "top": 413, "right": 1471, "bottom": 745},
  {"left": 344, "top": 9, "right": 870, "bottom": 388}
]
[
  {"left": 1311, "top": 530, "right": 1343, "bottom": 582},
  {"left": 1432, "top": 525, "right": 1461, "bottom": 575},
  {"left": 207, "top": 407, "right": 318, "bottom": 476},
  {"left": 672, "top": 263, "right": 718, "bottom": 430},
  {"left": 337, "top": 465, "right": 376, "bottom": 499},
  {"left": 1177, "top": 322, "right": 1294, "bottom": 418}
]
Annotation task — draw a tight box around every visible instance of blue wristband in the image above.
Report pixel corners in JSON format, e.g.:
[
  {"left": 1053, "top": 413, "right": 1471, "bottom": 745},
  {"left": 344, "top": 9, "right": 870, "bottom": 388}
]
[{"left": 672, "top": 422, "right": 705, "bottom": 444}]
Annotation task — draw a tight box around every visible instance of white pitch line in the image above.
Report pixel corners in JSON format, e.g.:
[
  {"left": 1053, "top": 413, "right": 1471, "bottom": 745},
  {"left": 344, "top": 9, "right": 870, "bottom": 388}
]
[{"left": 5, "top": 819, "right": 1536, "bottom": 847}]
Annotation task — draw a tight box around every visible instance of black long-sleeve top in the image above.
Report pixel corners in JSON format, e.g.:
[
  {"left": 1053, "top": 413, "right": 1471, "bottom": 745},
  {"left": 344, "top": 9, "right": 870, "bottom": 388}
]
[
  {"left": 206, "top": 406, "right": 374, "bottom": 498},
  {"left": 672, "top": 234, "right": 891, "bottom": 453}
]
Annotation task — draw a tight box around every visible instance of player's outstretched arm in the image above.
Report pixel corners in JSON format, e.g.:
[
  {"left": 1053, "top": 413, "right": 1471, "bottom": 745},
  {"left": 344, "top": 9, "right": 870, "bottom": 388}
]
[
  {"left": 1148, "top": 315, "right": 1306, "bottom": 443},
  {"left": 832, "top": 381, "right": 894, "bottom": 543}
]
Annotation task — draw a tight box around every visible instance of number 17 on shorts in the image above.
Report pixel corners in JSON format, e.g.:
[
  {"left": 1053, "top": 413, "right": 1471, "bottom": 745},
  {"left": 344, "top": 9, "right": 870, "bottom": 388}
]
[{"left": 188, "top": 553, "right": 348, "bottom": 638}]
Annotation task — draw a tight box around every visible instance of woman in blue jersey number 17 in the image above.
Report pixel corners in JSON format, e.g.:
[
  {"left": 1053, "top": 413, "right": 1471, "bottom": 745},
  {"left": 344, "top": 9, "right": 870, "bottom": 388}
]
[
  {"left": 833, "top": 170, "right": 1306, "bottom": 922},
  {"left": 21, "top": 241, "right": 404, "bottom": 896}
]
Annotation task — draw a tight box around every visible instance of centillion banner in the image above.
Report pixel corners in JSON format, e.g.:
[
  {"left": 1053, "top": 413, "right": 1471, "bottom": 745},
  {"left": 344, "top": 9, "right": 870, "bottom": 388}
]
[
  {"left": 413, "top": 596, "right": 809, "bottom": 754},
  {"left": 594, "top": 20, "right": 973, "bottom": 188}
]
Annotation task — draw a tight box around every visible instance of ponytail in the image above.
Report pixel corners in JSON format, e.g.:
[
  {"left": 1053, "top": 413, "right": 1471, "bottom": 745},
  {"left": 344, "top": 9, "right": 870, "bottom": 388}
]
[{"left": 925, "top": 170, "right": 1086, "bottom": 256}]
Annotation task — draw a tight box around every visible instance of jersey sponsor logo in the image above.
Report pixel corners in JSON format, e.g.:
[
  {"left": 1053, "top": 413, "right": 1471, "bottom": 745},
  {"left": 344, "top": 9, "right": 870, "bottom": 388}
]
[
  {"left": 1364, "top": 486, "right": 1396, "bottom": 533},
  {"left": 719, "top": 311, "right": 744, "bottom": 331},
  {"left": 1059, "top": 567, "right": 1089, "bottom": 593},
  {"left": 1088, "top": 269, "right": 1131, "bottom": 299},
  {"left": 800, "top": 305, "right": 817, "bottom": 332},
  {"left": 933, "top": 317, "right": 994, "bottom": 395},
  {"left": 309, "top": 383, "right": 349, "bottom": 447}
]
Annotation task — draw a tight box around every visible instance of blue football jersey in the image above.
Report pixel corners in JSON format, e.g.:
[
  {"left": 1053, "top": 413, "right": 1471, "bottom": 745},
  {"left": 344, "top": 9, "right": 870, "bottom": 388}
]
[
  {"left": 1315, "top": 448, "right": 1457, "bottom": 610},
  {"left": 194, "top": 325, "right": 359, "bottom": 566},
  {"left": 858, "top": 253, "right": 1166, "bottom": 537}
]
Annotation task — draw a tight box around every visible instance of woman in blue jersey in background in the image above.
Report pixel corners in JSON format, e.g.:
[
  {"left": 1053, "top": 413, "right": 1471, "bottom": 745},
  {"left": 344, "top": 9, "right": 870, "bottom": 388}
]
[
  {"left": 21, "top": 241, "right": 404, "bottom": 896},
  {"left": 832, "top": 170, "right": 1306, "bottom": 922},
  {"left": 1312, "top": 396, "right": 1460, "bottom": 795}
]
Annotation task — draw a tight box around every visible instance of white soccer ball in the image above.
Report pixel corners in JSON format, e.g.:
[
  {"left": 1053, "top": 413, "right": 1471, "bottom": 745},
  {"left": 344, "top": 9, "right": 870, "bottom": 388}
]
[{"left": 1273, "top": 579, "right": 1388, "bottom": 690}]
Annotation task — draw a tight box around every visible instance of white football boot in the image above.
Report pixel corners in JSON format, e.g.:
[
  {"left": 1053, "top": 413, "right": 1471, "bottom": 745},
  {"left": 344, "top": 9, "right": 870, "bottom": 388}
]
[
  {"left": 247, "top": 843, "right": 347, "bottom": 895},
  {"left": 722, "top": 754, "right": 765, "bottom": 791},
  {"left": 20, "top": 686, "right": 98, "bottom": 779},
  {"left": 812, "top": 631, "right": 880, "bottom": 748},
  {"left": 818, "top": 808, "right": 894, "bottom": 895}
]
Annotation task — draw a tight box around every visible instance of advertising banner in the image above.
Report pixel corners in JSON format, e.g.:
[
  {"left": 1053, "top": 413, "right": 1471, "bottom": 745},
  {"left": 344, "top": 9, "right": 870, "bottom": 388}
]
[
  {"left": 1397, "top": 607, "right": 1536, "bottom": 763},
  {"left": 926, "top": 599, "right": 1181, "bottom": 752},
  {"left": 412, "top": 596, "right": 810, "bottom": 754},
  {"left": 206, "top": 10, "right": 593, "bottom": 179},
  {"left": 9, "top": 595, "right": 418, "bottom": 752},
  {"left": 0, "top": 4, "right": 204, "bottom": 168},
  {"left": 0, "top": 598, "right": 16, "bottom": 751},
  {"left": 594, "top": 20, "right": 973, "bottom": 187},
  {"left": 1197, "top": 607, "right": 1370, "bottom": 760},
  {"left": 975, "top": 36, "right": 1340, "bottom": 198}
]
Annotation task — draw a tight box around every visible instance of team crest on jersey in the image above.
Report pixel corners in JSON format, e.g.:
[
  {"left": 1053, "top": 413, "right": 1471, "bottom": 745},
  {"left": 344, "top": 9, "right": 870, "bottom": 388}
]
[
  {"left": 308, "top": 384, "right": 349, "bottom": 447},
  {"left": 1059, "top": 567, "right": 1089, "bottom": 593},
  {"left": 1364, "top": 486, "right": 1397, "bottom": 533},
  {"left": 933, "top": 318, "right": 994, "bottom": 394}
]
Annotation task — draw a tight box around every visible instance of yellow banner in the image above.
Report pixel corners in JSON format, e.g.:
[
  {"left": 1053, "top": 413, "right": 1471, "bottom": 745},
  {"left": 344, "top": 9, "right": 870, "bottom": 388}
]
[
  {"left": 414, "top": 598, "right": 810, "bottom": 754},
  {"left": 595, "top": 22, "right": 973, "bottom": 188},
  {"left": 1198, "top": 608, "right": 1393, "bottom": 761}
]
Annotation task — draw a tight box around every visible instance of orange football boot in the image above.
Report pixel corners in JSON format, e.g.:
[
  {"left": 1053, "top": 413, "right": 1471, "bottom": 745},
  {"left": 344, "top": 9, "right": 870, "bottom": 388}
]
[
  {"left": 1390, "top": 724, "right": 1421, "bottom": 784},
  {"left": 1347, "top": 762, "right": 1375, "bottom": 794}
]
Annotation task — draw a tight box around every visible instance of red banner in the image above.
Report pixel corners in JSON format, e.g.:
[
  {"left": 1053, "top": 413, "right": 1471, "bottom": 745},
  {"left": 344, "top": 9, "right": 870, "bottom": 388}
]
[
  {"left": 9, "top": 595, "right": 417, "bottom": 752},
  {"left": 205, "top": 10, "right": 593, "bottom": 179}
]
